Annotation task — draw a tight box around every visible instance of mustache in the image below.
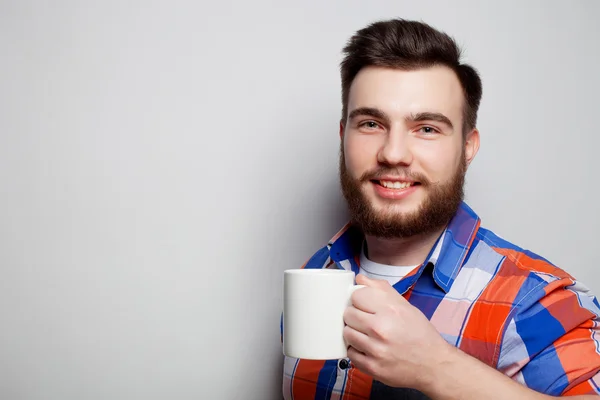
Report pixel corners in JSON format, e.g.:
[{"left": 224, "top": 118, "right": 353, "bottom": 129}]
[{"left": 359, "top": 167, "right": 431, "bottom": 186}]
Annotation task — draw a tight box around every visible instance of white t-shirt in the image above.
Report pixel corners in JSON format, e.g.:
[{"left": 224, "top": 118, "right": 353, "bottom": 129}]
[{"left": 358, "top": 242, "right": 419, "bottom": 286}]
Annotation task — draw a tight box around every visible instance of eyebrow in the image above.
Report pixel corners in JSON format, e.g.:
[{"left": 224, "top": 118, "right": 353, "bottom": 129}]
[
  {"left": 347, "top": 107, "right": 391, "bottom": 125},
  {"left": 408, "top": 112, "right": 454, "bottom": 130},
  {"left": 348, "top": 107, "right": 454, "bottom": 130}
]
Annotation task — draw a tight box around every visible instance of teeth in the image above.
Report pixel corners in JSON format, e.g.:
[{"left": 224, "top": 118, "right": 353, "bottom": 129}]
[{"left": 380, "top": 180, "right": 412, "bottom": 189}]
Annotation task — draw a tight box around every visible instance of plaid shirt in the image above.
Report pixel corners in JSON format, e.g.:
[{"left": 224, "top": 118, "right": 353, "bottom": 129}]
[{"left": 282, "top": 202, "right": 600, "bottom": 399}]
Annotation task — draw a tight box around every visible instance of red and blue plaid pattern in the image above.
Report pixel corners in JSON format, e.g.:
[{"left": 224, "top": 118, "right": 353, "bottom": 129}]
[{"left": 282, "top": 202, "right": 600, "bottom": 399}]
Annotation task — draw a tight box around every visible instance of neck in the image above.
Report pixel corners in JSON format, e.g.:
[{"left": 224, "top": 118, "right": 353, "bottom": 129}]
[{"left": 364, "top": 227, "right": 445, "bottom": 266}]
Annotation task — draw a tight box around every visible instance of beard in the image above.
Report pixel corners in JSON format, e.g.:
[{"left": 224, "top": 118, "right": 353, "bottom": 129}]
[{"left": 339, "top": 146, "right": 466, "bottom": 239}]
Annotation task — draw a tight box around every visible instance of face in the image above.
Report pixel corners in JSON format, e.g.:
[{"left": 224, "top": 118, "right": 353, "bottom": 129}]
[{"left": 339, "top": 66, "right": 479, "bottom": 239}]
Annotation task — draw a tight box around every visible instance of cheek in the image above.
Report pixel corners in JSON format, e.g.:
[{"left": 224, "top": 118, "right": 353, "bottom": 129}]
[
  {"left": 344, "top": 135, "right": 380, "bottom": 175},
  {"left": 415, "top": 142, "right": 461, "bottom": 180}
]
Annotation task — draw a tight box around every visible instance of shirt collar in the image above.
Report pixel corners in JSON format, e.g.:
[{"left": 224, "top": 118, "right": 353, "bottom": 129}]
[{"left": 327, "top": 202, "right": 481, "bottom": 293}]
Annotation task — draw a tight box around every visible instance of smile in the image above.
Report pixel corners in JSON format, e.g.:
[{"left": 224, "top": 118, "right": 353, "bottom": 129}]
[
  {"left": 373, "top": 180, "right": 420, "bottom": 189},
  {"left": 370, "top": 179, "right": 421, "bottom": 200},
  {"left": 379, "top": 180, "right": 413, "bottom": 189}
]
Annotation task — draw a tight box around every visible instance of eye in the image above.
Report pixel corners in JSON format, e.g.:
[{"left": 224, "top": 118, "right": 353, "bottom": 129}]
[
  {"left": 418, "top": 126, "right": 439, "bottom": 135},
  {"left": 359, "top": 121, "right": 381, "bottom": 129}
]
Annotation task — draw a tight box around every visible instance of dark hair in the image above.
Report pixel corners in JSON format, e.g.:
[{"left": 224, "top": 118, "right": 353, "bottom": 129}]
[{"left": 340, "top": 19, "right": 482, "bottom": 134}]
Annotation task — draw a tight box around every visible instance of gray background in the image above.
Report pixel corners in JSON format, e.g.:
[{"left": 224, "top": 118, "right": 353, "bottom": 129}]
[{"left": 1, "top": 0, "right": 598, "bottom": 399}]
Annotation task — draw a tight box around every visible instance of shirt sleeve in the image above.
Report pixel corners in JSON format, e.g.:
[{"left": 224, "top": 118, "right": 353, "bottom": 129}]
[
  {"left": 562, "top": 371, "right": 600, "bottom": 396},
  {"left": 497, "top": 277, "right": 600, "bottom": 396}
]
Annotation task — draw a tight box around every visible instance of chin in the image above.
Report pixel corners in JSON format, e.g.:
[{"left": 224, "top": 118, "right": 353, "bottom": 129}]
[
  {"left": 370, "top": 199, "right": 423, "bottom": 217},
  {"left": 378, "top": 205, "right": 421, "bottom": 219},
  {"left": 369, "top": 192, "right": 425, "bottom": 211}
]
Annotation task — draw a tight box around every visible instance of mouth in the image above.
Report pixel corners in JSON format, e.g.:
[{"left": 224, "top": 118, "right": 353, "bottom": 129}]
[{"left": 371, "top": 179, "right": 421, "bottom": 190}]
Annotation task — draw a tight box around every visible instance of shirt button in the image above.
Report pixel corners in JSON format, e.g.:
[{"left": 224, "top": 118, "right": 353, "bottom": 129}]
[{"left": 338, "top": 359, "right": 349, "bottom": 370}]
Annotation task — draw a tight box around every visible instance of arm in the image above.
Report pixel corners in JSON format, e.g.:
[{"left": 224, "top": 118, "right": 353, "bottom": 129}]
[
  {"left": 418, "top": 344, "right": 598, "bottom": 400},
  {"left": 343, "top": 275, "right": 600, "bottom": 399}
]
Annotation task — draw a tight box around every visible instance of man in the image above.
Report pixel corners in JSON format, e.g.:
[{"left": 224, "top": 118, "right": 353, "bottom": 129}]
[{"left": 281, "top": 18, "right": 600, "bottom": 399}]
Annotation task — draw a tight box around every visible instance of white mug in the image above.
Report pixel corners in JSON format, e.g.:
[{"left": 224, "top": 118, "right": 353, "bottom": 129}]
[{"left": 283, "top": 269, "right": 365, "bottom": 360}]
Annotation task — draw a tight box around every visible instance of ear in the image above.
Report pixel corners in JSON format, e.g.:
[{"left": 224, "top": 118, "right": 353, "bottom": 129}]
[
  {"left": 464, "top": 128, "right": 480, "bottom": 166},
  {"left": 339, "top": 120, "right": 345, "bottom": 140}
]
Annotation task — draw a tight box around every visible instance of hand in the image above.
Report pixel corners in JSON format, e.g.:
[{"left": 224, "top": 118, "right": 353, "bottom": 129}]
[{"left": 343, "top": 274, "right": 455, "bottom": 389}]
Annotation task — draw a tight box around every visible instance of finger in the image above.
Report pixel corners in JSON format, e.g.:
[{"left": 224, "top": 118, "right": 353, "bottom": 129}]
[
  {"left": 343, "top": 305, "right": 375, "bottom": 334},
  {"left": 347, "top": 346, "right": 372, "bottom": 375},
  {"left": 343, "top": 325, "right": 372, "bottom": 355},
  {"left": 350, "top": 286, "right": 388, "bottom": 314}
]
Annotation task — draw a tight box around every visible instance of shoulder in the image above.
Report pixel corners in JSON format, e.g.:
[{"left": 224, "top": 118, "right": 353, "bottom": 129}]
[
  {"left": 472, "top": 225, "right": 599, "bottom": 334},
  {"left": 475, "top": 226, "right": 575, "bottom": 283},
  {"left": 301, "top": 245, "right": 334, "bottom": 269},
  {"left": 466, "top": 225, "right": 599, "bottom": 332},
  {"left": 299, "top": 223, "right": 362, "bottom": 270}
]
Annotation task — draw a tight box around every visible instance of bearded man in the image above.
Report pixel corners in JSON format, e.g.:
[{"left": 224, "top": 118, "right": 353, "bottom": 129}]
[{"left": 281, "top": 18, "right": 600, "bottom": 400}]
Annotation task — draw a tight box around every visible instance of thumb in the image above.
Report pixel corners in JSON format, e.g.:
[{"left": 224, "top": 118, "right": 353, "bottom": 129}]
[
  {"left": 356, "top": 273, "right": 379, "bottom": 286},
  {"left": 356, "top": 273, "right": 394, "bottom": 291},
  {"left": 355, "top": 273, "right": 368, "bottom": 285}
]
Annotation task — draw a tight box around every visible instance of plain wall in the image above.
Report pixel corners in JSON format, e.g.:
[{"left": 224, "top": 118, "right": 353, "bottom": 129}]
[{"left": 1, "top": 0, "right": 598, "bottom": 398}]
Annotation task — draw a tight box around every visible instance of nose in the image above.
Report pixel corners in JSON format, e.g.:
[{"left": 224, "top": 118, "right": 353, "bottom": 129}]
[{"left": 377, "top": 129, "right": 413, "bottom": 166}]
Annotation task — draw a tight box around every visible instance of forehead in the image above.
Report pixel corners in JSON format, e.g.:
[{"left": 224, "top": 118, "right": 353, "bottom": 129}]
[{"left": 347, "top": 66, "right": 464, "bottom": 124}]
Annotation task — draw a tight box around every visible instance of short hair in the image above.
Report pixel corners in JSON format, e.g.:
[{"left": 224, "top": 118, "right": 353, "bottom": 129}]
[{"left": 340, "top": 19, "right": 483, "bottom": 134}]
